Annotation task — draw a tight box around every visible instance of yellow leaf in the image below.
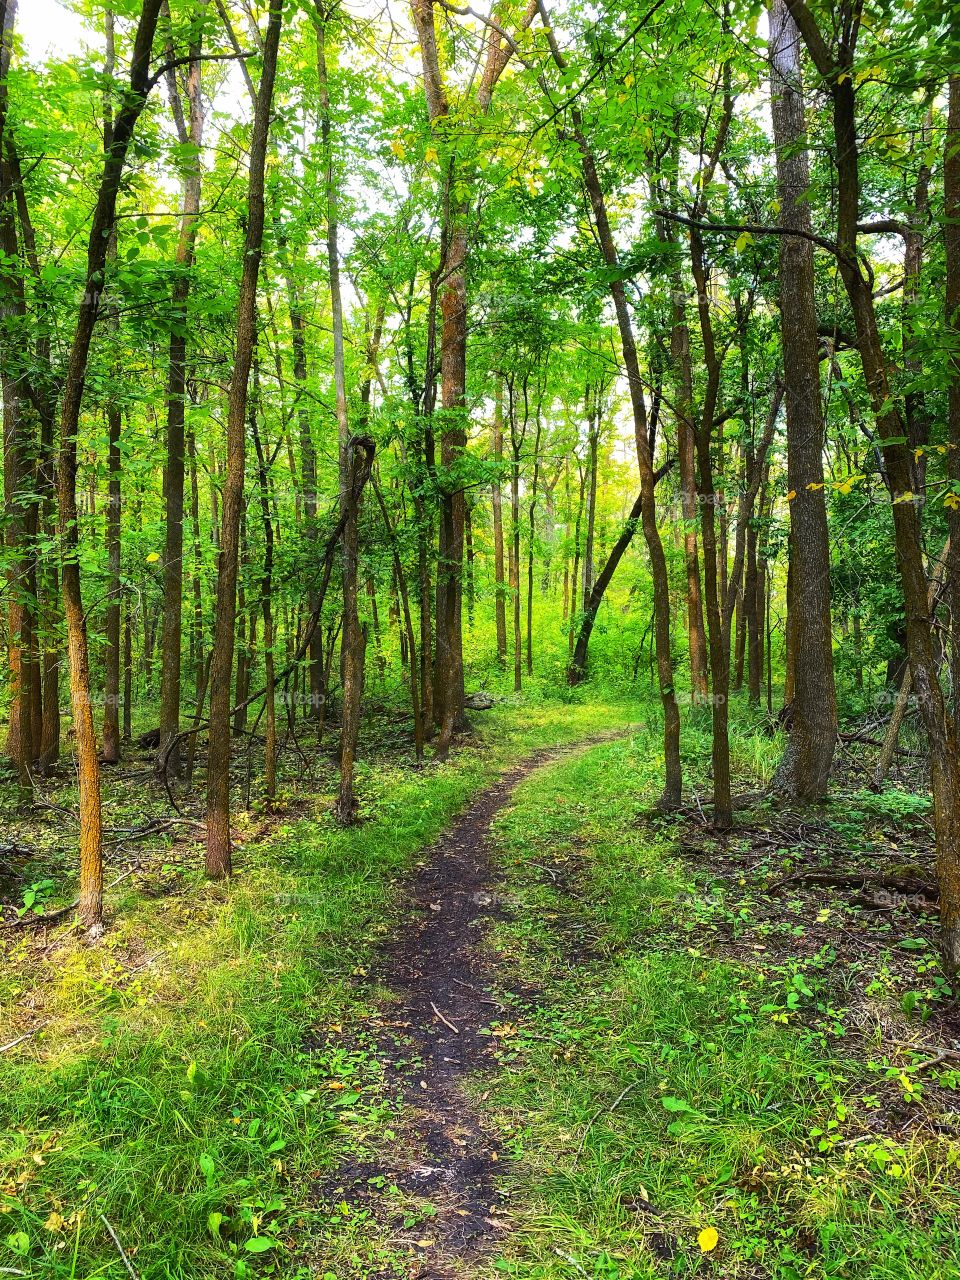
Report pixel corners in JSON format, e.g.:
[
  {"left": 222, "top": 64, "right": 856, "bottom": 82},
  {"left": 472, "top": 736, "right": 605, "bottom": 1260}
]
[
  {"left": 389, "top": 138, "right": 406, "bottom": 160},
  {"left": 786, "top": 490, "right": 796, "bottom": 501},
  {"left": 698, "top": 1227, "right": 719, "bottom": 1253},
  {"left": 894, "top": 490, "right": 914, "bottom": 504},
  {"left": 806, "top": 482, "right": 824, "bottom": 491},
  {"left": 44, "top": 1212, "right": 66, "bottom": 1233},
  {"left": 146, "top": 552, "right": 161, "bottom": 563},
  {"left": 326, "top": 1080, "right": 346, "bottom": 1090}
]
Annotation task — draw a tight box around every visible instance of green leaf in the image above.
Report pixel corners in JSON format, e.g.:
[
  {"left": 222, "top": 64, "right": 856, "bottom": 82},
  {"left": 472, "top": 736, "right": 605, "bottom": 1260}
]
[{"left": 244, "top": 1236, "right": 277, "bottom": 1253}]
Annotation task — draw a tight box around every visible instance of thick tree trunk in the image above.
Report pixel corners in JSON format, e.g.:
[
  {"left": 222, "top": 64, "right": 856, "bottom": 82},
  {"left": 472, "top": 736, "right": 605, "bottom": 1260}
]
[
  {"left": 768, "top": 0, "right": 837, "bottom": 801},
  {"left": 946, "top": 72, "right": 960, "bottom": 715},
  {"left": 204, "top": 0, "right": 282, "bottom": 877},
  {"left": 786, "top": 0, "right": 960, "bottom": 969}
]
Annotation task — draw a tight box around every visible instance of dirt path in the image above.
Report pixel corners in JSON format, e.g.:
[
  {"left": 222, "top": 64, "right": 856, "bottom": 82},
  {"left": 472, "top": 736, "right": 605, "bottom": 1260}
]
[{"left": 320, "top": 734, "right": 629, "bottom": 1279}]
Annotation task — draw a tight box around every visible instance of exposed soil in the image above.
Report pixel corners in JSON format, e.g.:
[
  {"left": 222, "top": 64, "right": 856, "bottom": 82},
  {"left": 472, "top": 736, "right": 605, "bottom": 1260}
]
[{"left": 314, "top": 733, "right": 631, "bottom": 1279}]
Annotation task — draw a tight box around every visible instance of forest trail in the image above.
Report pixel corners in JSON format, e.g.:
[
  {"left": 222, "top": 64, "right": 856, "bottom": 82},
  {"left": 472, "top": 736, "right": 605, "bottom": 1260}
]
[{"left": 320, "top": 732, "right": 632, "bottom": 1279}]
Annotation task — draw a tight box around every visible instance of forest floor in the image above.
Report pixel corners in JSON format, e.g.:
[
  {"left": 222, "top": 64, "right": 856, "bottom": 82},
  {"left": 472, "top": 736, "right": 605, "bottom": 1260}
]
[{"left": 2, "top": 699, "right": 960, "bottom": 1279}]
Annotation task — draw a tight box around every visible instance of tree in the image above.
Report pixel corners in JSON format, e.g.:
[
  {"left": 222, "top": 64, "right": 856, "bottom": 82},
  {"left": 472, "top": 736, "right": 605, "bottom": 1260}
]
[
  {"left": 205, "top": 0, "right": 283, "bottom": 879},
  {"left": 767, "top": 0, "right": 837, "bottom": 802}
]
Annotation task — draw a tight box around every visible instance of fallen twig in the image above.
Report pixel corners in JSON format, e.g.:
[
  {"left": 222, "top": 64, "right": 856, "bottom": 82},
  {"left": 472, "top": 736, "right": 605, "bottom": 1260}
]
[
  {"left": 0, "top": 1026, "right": 45, "bottom": 1054},
  {"left": 429, "top": 1001, "right": 460, "bottom": 1034},
  {"left": 576, "top": 1079, "right": 640, "bottom": 1155},
  {"left": 100, "top": 1215, "right": 140, "bottom": 1280}
]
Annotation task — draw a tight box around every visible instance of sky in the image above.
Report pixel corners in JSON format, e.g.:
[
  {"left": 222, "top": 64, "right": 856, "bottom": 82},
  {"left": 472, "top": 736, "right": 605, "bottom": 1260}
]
[{"left": 19, "top": 0, "right": 91, "bottom": 62}]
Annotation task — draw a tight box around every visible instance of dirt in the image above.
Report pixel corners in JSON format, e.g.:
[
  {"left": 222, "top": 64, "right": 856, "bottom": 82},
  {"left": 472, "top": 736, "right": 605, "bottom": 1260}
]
[{"left": 314, "top": 734, "right": 631, "bottom": 1279}]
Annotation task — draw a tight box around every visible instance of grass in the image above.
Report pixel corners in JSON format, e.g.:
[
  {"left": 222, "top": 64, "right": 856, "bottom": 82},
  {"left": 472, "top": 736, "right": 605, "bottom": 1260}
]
[
  {"left": 482, "top": 725, "right": 960, "bottom": 1280},
  {"left": 4, "top": 689, "right": 957, "bottom": 1280},
  {"left": 0, "top": 695, "right": 637, "bottom": 1279}
]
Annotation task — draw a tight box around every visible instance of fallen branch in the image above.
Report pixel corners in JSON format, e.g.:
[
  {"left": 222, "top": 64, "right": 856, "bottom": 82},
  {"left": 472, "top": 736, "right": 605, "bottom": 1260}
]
[{"left": 767, "top": 869, "right": 935, "bottom": 897}]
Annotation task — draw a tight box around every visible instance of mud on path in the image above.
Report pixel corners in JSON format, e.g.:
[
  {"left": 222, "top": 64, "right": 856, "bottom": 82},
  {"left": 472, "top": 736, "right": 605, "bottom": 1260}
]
[{"left": 318, "top": 733, "right": 631, "bottom": 1279}]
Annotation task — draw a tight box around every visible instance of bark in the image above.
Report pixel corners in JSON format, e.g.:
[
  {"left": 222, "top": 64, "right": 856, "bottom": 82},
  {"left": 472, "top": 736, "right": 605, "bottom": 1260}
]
[
  {"left": 787, "top": 0, "right": 960, "bottom": 970},
  {"left": 491, "top": 379, "right": 507, "bottom": 663},
  {"left": 317, "top": 20, "right": 365, "bottom": 824},
  {"left": 158, "top": 12, "right": 205, "bottom": 775},
  {"left": 947, "top": 71, "right": 960, "bottom": 715},
  {"left": 572, "top": 120, "right": 682, "bottom": 806},
  {"left": 250, "top": 371, "right": 277, "bottom": 805},
  {"left": 768, "top": 0, "right": 837, "bottom": 801},
  {"left": 101, "top": 404, "right": 122, "bottom": 764},
  {"left": 55, "top": 0, "right": 164, "bottom": 932},
  {"left": 409, "top": 0, "right": 535, "bottom": 758},
  {"left": 0, "top": 0, "right": 36, "bottom": 788},
  {"left": 205, "top": 0, "right": 282, "bottom": 878}
]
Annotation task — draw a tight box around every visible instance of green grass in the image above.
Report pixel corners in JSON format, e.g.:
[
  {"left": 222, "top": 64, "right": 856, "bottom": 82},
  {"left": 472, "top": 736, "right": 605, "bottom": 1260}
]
[
  {"left": 0, "top": 697, "right": 637, "bottom": 1280},
  {"left": 482, "top": 729, "right": 960, "bottom": 1280}
]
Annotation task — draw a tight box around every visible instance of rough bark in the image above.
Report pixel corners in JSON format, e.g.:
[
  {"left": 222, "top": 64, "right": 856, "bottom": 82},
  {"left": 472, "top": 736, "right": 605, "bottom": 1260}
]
[
  {"left": 787, "top": 0, "right": 960, "bottom": 971},
  {"left": 768, "top": 0, "right": 837, "bottom": 801},
  {"left": 158, "top": 12, "right": 205, "bottom": 775},
  {"left": 204, "top": 0, "right": 282, "bottom": 878}
]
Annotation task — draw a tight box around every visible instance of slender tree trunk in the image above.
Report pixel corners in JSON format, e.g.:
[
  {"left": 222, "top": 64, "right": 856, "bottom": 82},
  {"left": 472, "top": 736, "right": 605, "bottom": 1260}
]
[
  {"left": 526, "top": 419, "right": 541, "bottom": 675},
  {"left": 205, "top": 0, "right": 282, "bottom": 878},
  {"left": 57, "top": 0, "right": 164, "bottom": 931},
  {"left": 250, "top": 371, "right": 277, "bottom": 805},
  {"left": 158, "top": 22, "right": 204, "bottom": 775},
  {"left": 491, "top": 379, "right": 507, "bottom": 664},
  {"left": 573, "top": 116, "right": 682, "bottom": 805},
  {"left": 101, "top": 404, "right": 122, "bottom": 764},
  {"left": 511, "top": 439, "right": 522, "bottom": 693},
  {"left": 318, "top": 21, "right": 365, "bottom": 822}
]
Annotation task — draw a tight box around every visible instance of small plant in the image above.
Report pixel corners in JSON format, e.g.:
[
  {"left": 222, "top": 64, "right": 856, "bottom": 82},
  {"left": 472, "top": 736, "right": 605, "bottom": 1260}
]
[{"left": 16, "top": 878, "right": 56, "bottom": 918}]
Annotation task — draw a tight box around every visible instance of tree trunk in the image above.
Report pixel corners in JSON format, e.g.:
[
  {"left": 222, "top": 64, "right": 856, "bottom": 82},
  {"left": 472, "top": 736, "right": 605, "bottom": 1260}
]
[
  {"left": 158, "top": 23, "right": 204, "bottom": 775},
  {"left": 318, "top": 21, "right": 365, "bottom": 823},
  {"left": 786, "top": 0, "right": 960, "bottom": 970},
  {"left": 491, "top": 379, "right": 507, "bottom": 663},
  {"left": 57, "top": 0, "right": 164, "bottom": 932},
  {"left": 946, "top": 71, "right": 960, "bottom": 716},
  {"left": 768, "top": 0, "right": 837, "bottom": 801},
  {"left": 205, "top": 0, "right": 282, "bottom": 878},
  {"left": 572, "top": 116, "right": 682, "bottom": 806},
  {"left": 101, "top": 404, "right": 122, "bottom": 764}
]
